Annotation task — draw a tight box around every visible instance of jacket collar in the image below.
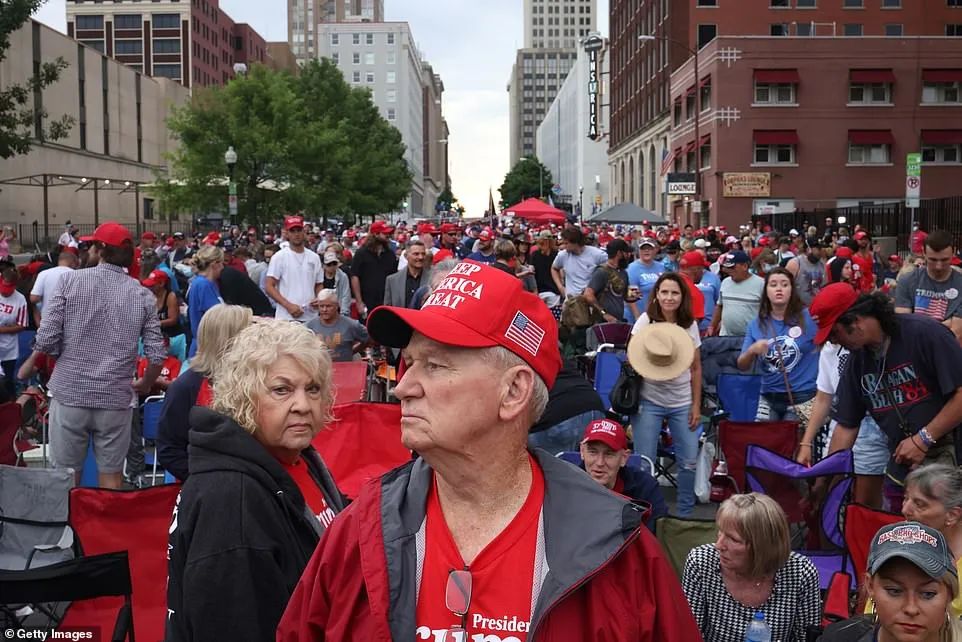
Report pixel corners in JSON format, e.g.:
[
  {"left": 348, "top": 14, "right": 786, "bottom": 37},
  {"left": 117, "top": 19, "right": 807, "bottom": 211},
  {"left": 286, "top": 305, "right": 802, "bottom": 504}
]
[{"left": 376, "top": 449, "right": 644, "bottom": 641}]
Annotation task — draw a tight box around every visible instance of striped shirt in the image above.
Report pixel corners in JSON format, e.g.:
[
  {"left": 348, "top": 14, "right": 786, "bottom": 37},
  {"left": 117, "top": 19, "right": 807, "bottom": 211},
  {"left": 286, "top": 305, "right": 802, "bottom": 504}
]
[{"left": 35, "top": 263, "right": 166, "bottom": 409}]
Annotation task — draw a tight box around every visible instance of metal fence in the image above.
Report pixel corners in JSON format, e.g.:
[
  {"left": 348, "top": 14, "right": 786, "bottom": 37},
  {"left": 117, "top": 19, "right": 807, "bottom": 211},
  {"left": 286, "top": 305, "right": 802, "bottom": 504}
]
[
  {"left": 752, "top": 196, "right": 962, "bottom": 254},
  {"left": 12, "top": 221, "right": 199, "bottom": 254}
]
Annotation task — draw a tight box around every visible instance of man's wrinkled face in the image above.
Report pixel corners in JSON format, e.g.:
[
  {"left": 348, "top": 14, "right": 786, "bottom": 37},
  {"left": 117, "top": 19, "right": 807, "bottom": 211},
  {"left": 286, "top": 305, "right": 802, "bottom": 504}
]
[
  {"left": 580, "top": 441, "right": 627, "bottom": 489},
  {"left": 407, "top": 245, "right": 427, "bottom": 270}
]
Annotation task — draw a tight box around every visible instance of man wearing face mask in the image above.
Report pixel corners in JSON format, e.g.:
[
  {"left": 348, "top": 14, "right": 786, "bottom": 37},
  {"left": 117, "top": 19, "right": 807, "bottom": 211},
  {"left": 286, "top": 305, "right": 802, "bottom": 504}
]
[
  {"left": 583, "top": 239, "right": 638, "bottom": 323},
  {"left": 786, "top": 237, "right": 826, "bottom": 306}
]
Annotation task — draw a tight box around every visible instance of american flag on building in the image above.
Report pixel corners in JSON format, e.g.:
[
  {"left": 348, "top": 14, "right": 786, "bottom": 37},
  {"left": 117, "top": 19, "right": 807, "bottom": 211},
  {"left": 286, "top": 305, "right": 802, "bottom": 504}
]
[
  {"left": 504, "top": 311, "right": 545, "bottom": 357},
  {"left": 660, "top": 147, "right": 677, "bottom": 176}
]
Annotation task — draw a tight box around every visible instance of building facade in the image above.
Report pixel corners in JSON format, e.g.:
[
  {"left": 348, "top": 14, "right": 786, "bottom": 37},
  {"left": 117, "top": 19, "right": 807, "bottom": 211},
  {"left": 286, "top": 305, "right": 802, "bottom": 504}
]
[
  {"left": 537, "top": 38, "right": 610, "bottom": 217},
  {"left": 668, "top": 36, "right": 962, "bottom": 230},
  {"left": 288, "top": 0, "right": 384, "bottom": 64},
  {"left": 0, "top": 20, "right": 190, "bottom": 240},
  {"left": 65, "top": 0, "right": 270, "bottom": 88},
  {"left": 315, "top": 22, "right": 446, "bottom": 219},
  {"left": 508, "top": 0, "right": 597, "bottom": 166}
]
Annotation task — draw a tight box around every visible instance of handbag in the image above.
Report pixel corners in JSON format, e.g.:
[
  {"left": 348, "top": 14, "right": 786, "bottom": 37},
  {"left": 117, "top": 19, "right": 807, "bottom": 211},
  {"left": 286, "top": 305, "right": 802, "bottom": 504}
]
[
  {"left": 561, "top": 295, "right": 603, "bottom": 329},
  {"left": 694, "top": 440, "right": 715, "bottom": 504},
  {"left": 609, "top": 361, "right": 643, "bottom": 415},
  {"left": 774, "top": 340, "right": 813, "bottom": 425}
]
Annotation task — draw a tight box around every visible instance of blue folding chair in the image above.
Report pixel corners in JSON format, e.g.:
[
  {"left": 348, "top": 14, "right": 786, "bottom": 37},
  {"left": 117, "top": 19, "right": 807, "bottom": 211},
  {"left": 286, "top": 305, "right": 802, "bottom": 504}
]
[
  {"left": 716, "top": 372, "right": 762, "bottom": 422},
  {"left": 141, "top": 395, "right": 165, "bottom": 486},
  {"left": 593, "top": 351, "right": 626, "bottom": 410}
]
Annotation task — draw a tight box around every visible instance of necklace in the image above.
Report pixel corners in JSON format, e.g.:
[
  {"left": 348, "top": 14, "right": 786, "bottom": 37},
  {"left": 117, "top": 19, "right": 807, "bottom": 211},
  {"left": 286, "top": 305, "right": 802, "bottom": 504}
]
[{"left": 861, "top": 335, "right": 890, "bottom": 396}]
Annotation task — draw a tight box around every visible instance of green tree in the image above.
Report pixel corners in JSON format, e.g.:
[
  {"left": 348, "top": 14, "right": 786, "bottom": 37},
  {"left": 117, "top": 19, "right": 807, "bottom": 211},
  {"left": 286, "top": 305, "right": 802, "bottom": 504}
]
[
  {"left": 0, "top": 0, "right": 73, "bottom": 158},
  {"left": 499, "top": 156, "right": 552, "bottom": 209}
]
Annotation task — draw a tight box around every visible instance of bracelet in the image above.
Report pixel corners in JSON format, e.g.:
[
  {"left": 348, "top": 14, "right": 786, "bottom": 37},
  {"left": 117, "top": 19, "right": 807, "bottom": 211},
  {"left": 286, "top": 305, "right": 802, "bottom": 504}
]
[
  {"left": 910, "top": 435, "right": 928, "bottom": 453},
  {"left": 919, "top": 427, "right": 936, "bottom": 448}
]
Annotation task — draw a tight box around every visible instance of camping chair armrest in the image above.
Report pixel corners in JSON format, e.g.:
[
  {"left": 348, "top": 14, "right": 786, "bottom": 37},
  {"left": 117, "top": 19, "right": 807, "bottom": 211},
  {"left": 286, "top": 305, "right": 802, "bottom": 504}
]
[
  {"left": 24, "top": 527, "right": 74, "bottom": 569},
  {"left": 111, "top": 600, "right": 132, "bottom": 642}
]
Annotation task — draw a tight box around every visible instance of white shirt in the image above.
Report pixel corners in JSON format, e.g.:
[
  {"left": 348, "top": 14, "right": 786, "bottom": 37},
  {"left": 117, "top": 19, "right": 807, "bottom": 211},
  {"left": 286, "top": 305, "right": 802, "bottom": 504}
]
[
  {"left": 0, "top": 291, "right": 28, "bottom": 361},
  {"left": 58, "top": 232, "right": 75, "bottom": 247},
  {"left": 631, "top": 313, "right": 701, "bottom": 409},
  {"left": 551, "top": 245, "right": 607, "bottom": 296},
  {"left": 30, "top": 266, "right": 72, "bottom": 313},
  {"left": 266, "top": 246, "right": 323, "bottom": 322}
]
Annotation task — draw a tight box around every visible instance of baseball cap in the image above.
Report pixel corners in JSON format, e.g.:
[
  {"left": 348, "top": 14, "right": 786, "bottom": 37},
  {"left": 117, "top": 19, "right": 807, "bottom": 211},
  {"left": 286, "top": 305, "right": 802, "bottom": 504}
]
[
  {"left": 867, "top": 522, "right": 956, "bottom": 580},
  {"left": 665, "top": 240, "right": 681, "bottom": 252},
  {"left": 680, "top": 251, "right": 708, "bottom": 269},
  {"left": 638, "top": 237, "right": 657, "bottom": 248},
  {"left": 440, "top": 223, "right": 460, "bottom": 235},
  {"left": 888, "top": 254, "right": 902, "bottom": 263},
  {"left": 693, "top": 238, "right": 709, "bottom": 249},
  {"left": 789, "top": 228, "right": 799, "bottom": 236},
  {"left": 141, "top": 269, "right": 169, "bottom": 288},
  {"left": 810, "top": 282, "right": 860, "bottom": 345},
  {"left": 173, "top": 231, "right": 185, "bottom": 239},
  {"left": 581, "top": 418, "right": 628, "bottom": 451},
  {"left": 418, "top": 223, "right": 439, "bottom": 235},
  {"left": 202, "top": 232, "right": 221, "bottom": 246},
  {"left": 323, "top": 251, "right": 340, "bottom": 265},
  {"left": 725, "top": 235, "right": 739, "bottom": 245},
  {"left": 61, "top": 246, "right": 79, "bottom": 257},
  {"left": 537, "top": 229, "right": 555, "bottom": 240},
  {"left": 370, "top": 220, "right": 395, "bottom": 235},
  {"left": 606, "top": 239, "right": 631, "bottom": 257},
  {"left": 722, "top": 250, "right": 750, "bottom": 267},
  {"left": 86, "top": 222, "right": 133, "bottom": 247},
  {"left": 835, "top": 246, "right": 854, "bottom": 260},
  {"left": 478, "top": 229, "right": 494, "bottom": 241},
  {"left": 284, "top": 215, "right": 305, "bottom": 231},
  {"left": 141, "top": 231, "right": 157, "bottom": 241},
  {"left": 367, "top": 260, "right": 562, "bottom": 387},
  {"left": 854, "top": 231, "right": 869, "bottom": 241}
]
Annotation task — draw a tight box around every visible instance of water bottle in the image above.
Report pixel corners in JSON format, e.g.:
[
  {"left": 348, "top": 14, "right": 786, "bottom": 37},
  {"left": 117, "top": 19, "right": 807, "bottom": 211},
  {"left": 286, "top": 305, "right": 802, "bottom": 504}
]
[{"left": 745, "top": 610, "right": 771, "bottom": 642}]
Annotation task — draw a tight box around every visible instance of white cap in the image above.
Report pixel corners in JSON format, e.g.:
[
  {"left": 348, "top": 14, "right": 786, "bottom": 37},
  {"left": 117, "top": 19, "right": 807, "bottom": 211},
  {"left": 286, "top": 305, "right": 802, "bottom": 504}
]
[
  {"left": 323, "top": 251, "right": 340, "bottom": 265},
  {"left": 694, "top": 238, "right": 709, "bottom": 249},
  {"left": 789, "top": 228, "right": 799, "bottom": 236}
]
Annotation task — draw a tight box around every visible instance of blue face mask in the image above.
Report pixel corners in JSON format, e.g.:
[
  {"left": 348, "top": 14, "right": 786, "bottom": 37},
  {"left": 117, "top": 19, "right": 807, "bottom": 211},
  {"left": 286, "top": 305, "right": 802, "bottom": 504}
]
[{"left": 762, "top": 263, "right": 776, "bottom": 273}]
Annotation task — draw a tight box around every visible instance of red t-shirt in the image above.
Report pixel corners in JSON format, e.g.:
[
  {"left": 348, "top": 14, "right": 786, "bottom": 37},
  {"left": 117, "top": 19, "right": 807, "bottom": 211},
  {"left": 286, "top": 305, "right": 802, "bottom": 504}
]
[
  {"left": 195, "top": 378, "right": 213, "bottom": 407},
  {"left": 679, "top": 273, "right": 706, "bottom": 320},
  {"left": 136, "top": 356, "right": 182, "bottom": 395},
  {"left": 852, "top": 252, "right": 875, "bottom": 292},
  {"left": 280, "top": 458, "right": 336, "bottom": 529},
  {"left": 416, "top": 455, "right": 545, "bottom": 641}
]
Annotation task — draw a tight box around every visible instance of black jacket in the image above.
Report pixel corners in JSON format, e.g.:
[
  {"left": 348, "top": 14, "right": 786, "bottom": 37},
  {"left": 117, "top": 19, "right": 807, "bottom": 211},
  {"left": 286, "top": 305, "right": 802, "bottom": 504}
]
[
  {"left": 219, "top": 266, "right": 274, "bottom": 317},
  {"left": 157, "top": 368, "right": 205, "bottom": 481},
  {"left": 165, "top": 407, "right": 345, "bottom": 642}
]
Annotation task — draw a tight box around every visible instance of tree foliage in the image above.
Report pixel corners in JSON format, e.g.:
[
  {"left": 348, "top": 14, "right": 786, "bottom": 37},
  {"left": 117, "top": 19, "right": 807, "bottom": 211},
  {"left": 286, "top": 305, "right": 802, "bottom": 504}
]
[
  {"left": 157, "top": 59, "right": 411, "bottom": 225},
  {"left": 0, "top": 0, "right": 73, "bottom": 159},
  {"left": 499, "top": 156, "right": 552, "bottom": 209}
]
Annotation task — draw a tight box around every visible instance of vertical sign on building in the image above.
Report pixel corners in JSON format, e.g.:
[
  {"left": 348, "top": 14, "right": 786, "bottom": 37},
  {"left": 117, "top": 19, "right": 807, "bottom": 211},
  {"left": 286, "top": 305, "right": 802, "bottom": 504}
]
[{"left": 584, "top": 35, "right": 603, "bottom": 141}]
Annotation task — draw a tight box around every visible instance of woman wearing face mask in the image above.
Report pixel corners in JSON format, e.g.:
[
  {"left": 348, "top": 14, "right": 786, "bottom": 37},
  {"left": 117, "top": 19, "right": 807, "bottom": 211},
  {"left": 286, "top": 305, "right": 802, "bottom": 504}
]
[
  {"left": 628, "top": 272, "right": 702, "bottom": 516},
  {"left": 751, "top": 248, "right": 778, "bottom": 276},
  {"left": 819, "top": 521, "right": 962, "bottom": 642},
  {"left": 737, "top": 267, "right": 819, "bottom": 422}
]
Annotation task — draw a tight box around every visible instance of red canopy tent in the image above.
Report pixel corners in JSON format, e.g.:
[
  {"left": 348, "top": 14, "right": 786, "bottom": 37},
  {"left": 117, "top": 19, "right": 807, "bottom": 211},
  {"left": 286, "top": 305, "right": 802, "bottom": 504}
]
[{"left": 503, "top": 197, "right": 568, "bottom": 224}]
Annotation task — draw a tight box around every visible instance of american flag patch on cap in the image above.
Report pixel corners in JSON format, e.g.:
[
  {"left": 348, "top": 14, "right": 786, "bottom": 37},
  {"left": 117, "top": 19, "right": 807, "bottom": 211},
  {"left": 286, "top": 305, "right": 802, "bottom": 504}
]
[{"left": 504, "top": 311, "right": 545, "bottom": 357}]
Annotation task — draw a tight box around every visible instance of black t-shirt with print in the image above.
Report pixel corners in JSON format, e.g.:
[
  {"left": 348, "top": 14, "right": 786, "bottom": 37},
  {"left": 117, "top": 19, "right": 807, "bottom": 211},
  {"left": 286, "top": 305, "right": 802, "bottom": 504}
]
[
  {"left": 834, "top": 314, "right": 962, "bottom": 444},
  {"left": 587, "top": 264, "right": 629, "bottom": 320}
]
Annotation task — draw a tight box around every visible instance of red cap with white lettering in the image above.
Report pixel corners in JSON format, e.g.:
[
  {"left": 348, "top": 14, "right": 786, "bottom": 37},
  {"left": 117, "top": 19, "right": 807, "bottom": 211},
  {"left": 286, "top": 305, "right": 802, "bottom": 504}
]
[
  {"left": 581, "top": 418, "right": 628, "bottom": 451},
  {"left": 367, "top": 260, "right": 562, "bottom": 387}
]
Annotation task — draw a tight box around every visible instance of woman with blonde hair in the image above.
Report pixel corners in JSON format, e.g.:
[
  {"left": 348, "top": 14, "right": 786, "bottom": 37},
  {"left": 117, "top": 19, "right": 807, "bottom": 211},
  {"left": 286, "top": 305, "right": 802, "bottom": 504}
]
[
  {"left": 683, "top": 493, "right": 820, "bottom": 642},
  {"left": 157, "top": 304, "right": 251, "bottom": 481},
  {"left": 186, "top": 244, "right": 224, "bottom": 358},
  {"left": 166, "top": 319, "right": 344, "bottom": 642},
  {"left": 819, "top": 521, "right": 962, "bottom": 642}
]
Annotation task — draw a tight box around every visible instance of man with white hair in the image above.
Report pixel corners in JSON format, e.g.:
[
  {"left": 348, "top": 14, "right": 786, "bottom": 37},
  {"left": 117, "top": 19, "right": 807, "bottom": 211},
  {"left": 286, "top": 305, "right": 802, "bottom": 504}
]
[
  {"left": 305, "top": 289, "right": 369, "bottom": 362},
  {"left": 278, "top": 261, "right": 699, "bottom": 641}
]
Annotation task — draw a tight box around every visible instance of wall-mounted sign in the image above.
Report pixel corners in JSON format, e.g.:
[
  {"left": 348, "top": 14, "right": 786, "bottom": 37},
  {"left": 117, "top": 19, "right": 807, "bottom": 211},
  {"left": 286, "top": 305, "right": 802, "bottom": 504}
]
[
  {"left": 585, "top": 36, "right": 603, "bottom": 141},
  {"left": 667, "top": 172, "right": 697, "bottom": 195},
  {"left": 722, "top": 172, "right": 771, "bottom": 198}
]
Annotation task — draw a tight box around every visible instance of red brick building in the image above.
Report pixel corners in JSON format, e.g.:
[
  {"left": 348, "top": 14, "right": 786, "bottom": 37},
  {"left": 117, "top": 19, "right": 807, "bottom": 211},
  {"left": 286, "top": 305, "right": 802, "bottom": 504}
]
[
  {"left": 668, "top": 36, "right": 962, "bottom": 229},
  {"left": 66, "top": 0, "right": 269, "bottom": 89}
]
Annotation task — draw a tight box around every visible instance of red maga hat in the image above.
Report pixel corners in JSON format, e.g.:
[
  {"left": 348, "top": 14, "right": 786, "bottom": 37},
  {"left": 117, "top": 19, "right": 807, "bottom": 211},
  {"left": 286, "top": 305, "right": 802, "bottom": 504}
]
[{"left": 581, "top": 418, "right": 628, "bottom": 451}]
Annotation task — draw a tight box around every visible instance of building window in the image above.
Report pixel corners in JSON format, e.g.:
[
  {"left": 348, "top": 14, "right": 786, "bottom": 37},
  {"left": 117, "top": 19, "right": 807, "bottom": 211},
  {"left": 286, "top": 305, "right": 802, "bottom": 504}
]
[
  {"left": 951, "top": 0, "right": 962, "bottom": 6},
  {"left": 366, "top": 33, "right": 373, "bottom": 44},
  {"left": 922, "top": 79, "right": 961, "bottom": 104},
  {"left": 948, "top": 25, "right": 962, "bottom": 36},
  {"left": 76, "top": 15, "right": 104, "bottom": 29},
  {"left": 153, "top": 39, "right": 180, "bottom": 53},
  {"left": 364, "top": 52, "right": 375, "bottom": 65},
  {"left": 696, "top": 0, "right": 717, "bottom": 5},
  {"left": 332, "top": 52, "right": 339, "bottom": 64},
  {"left": 882, "top": 0, "right": 901, "bottom": 6},
  {"left": 386, "top": 89, "right": 397, "bottom": 102},
  {"left": 771, "top": 23, "right": 789, "bottom": 36},
  {"left": 770, "top": 0, "right": 789, "bottom": 7},
  {"left": 352, "top": 33, "right": 360, "bottom": 45},
  {"left": 352, "top": 70, "right": 360, "bottom": 83},
  {"left": 848, "top": 144, "right": 891, "bottom": 164},
  {"left": 843, "top": 0, "right": 863, "bottom": 7},
  {"left": 922, "top": 144, "right": 961, "bottom": 164},
  {"left": 387, "top": 33, "right": 395, "bottom": 44},
  {"left": 365, "top": 71, "right": 374, "bottom": 83},
  {"left": 82, "top": 39, "right": 105, "bottom": 53},
  {"left": 700, "top": 142, "right": 711, "bottom": 169},
  {"left": 152, "top": 14, "right": 180, "bottom": 29},
  {"left": 885, "top": 24, "right": 904, "bottom": 36},
  {"left": 850, "top": 83, "right": 892, "bottom": 104},
  {"left": 154, "top": 64, "right": 181, "bottom": 79},
  {"left": 115, "top": 40, "right": 142, "bottom": 54},
  {"left": 755, "top": 83, "right": 796, "bottom": 104},
  {"left": 844, "top": 24, "right": 863, "bottom": 36},
  {"left": 352, "top": 52, "right": 360, "bottom": 64},
  {"left": 700, "top": 81, "right": 711, "bottom": 111},
  {"left": 114, "top": 14, "right": 142, "bottom": 29},
  {"left": 697, "top": 24, "right": 717, "bottom": 49},
  {"left": 331, "top": 33, "right": 339, "bottom": 45},
  {"left": 796, "top": 22, "right": 813, "bottom": 35},
  {"left": 387, "top": 107, "right": 396, "bottom": 121},
  {"left": 685, "top": 93, "right": 695, "bottom": 120},
  {"left": 673, "top": 100, "right": 682, "bottom": 126},
  {"left": 797, "top": 0, "right": 816, "bottom": 6},
  {"left": 386, "top": 70, "right": 396, "bottom": 83},
  {"left": 755, "top": 144, "right": 795, "bottom": 164},
  {"left": 386, "top": 51, "right": 396, "bottom": 64}
]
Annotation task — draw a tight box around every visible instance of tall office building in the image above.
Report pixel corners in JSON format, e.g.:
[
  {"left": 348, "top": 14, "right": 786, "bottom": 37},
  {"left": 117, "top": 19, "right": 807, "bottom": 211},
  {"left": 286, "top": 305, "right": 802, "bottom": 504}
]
[
  {"left": 289, "top": 0, "right": 384, "bottom": 64},
  {"left": 507, "top": 0, "right": 596, "bottom": 166},
  {"left": 65, "top": 0, "right": 277, "bottom": 89}
]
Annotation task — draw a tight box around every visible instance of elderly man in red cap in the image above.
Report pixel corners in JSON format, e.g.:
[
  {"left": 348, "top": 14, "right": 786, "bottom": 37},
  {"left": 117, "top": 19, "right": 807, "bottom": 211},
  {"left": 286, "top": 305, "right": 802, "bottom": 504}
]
[
  {"left": 278, "top": 261, "right": 700, "bottom": 642},
  {"left": 131, "top": 231, "right": 158, "bottom": 280},
  {"left": 34, "top": 222, "right": 166, "bottom": 489}
]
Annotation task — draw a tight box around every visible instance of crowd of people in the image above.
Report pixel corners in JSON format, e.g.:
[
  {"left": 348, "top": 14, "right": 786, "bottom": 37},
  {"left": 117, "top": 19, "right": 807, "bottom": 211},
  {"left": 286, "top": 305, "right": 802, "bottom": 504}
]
[{"left": 9, "top": 212, "right": 962, "bottom": 641}]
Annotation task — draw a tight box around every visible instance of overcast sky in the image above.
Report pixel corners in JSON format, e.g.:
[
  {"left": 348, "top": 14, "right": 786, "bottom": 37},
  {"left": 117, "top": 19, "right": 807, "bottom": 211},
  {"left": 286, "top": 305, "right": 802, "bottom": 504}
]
[{"left": 31, "top": 0, "right": 608, "bottom": 217}]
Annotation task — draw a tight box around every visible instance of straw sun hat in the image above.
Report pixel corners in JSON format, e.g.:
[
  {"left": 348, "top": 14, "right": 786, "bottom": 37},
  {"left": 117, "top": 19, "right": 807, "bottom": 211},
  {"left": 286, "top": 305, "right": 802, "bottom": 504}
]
[{"left": 627, "top": 323, "right": 695, "bottom": 382}]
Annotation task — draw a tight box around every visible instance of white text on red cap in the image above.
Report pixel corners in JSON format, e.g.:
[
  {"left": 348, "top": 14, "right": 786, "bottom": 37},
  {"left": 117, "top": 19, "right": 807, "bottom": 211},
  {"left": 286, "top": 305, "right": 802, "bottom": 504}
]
[{"left": 422, "top": 262, "right": 485, "bottom": 311}]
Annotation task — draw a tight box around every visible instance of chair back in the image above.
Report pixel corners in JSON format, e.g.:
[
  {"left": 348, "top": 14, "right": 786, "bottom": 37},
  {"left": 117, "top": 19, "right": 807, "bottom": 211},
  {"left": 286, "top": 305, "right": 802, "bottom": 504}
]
[
  {"left": 715, "top": 373, "right": 762, "bottom": 422},
  {"left": 591, "top": 323, "right": 633, "bottom": 350},
  {"left": 0, "top": 402, "right": 23, "bottom": 466},
  {"left": 593, "top": 351, "right": 626, "bottom": 410},
  {"left": 844, "top": 503, "right": 902, "bottom": 588},
  {"left": 717, "top": 420, "right": 796, "bottom": 492},
  {"left": 0, "top": 465, "right": 75, "bottom": 570},
  {"left": 141, "top": 395, "right": 165, "bottom": 441},
  {"left": 654, "top": 516, "right": 718, "bottom": 577}
]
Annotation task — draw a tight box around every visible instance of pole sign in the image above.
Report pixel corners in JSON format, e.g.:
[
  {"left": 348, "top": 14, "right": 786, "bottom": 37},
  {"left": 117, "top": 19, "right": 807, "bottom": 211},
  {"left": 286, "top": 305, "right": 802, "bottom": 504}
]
[
  {"left": 585, "top": 36, "right": 603, "bottom": 141},
  {"left": 906, "top": 152, "right": 921, "bottom": 208},
  {"left": 667, "top": 172, "right": 697, "bottom": 195},
  {"left": 228, "top": 181, "right": 238, "bottom": 217}
]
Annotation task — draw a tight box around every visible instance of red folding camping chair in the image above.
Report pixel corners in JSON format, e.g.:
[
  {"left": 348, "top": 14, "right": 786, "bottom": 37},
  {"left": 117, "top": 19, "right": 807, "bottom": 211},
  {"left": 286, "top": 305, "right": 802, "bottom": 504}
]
[
  {"left": 312, "top": 402, "right": 409, "bottom": 499},
  {"left": 717, "top": 420, "right": 797, "bottom": 494},
  {"left": 61, "top": 484, "right": 181, "bottom": 642},
  {"left": 844, "top": 502, "right": 902, "bottom": 610}
]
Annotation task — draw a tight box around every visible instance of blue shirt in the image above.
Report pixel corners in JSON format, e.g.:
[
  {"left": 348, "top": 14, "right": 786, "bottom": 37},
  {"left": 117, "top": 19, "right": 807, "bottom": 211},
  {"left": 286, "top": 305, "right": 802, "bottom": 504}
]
[
  {"left": 466, "top": 251, "right": 496, "bottom": 264},
  {"left": 625, "top": 260, "right": 664, "bottom": 324},
  {"left": 187, "top": 275, "right": 223, "bottom": 358},
  {"left": 662, "top": 258, "right": 679, "bottom": 273},
  {"left": 697, "top": 270, "right": 722, "bottom": 332},
  {"left": 741, "top": 310, "right": 819, "bottom": 394}
]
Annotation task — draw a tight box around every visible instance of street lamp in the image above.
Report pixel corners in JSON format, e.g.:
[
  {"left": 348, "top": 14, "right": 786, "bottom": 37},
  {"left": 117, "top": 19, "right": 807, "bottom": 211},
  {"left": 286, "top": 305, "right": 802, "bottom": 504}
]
[
  {"left": 639, "top": 34, "right": 702, "bottom": 224},
  {"left": 522, "top": 156, "right": 544, "bottom": 199},
  {"left": 579, "top": 185, "right": 584, "bottom": 225},
  {"left": 225, "top": 146, "right": 238, "bottom": 218}
]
